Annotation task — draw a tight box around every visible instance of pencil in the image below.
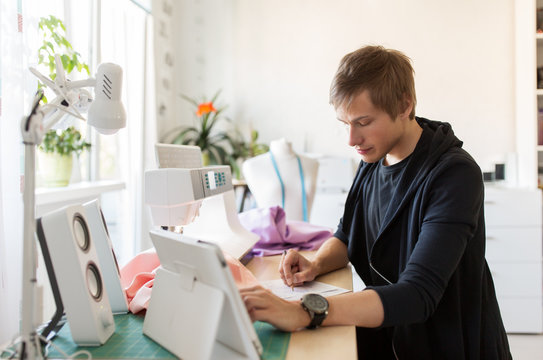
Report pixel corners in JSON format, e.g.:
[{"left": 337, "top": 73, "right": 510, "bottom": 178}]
[{"left": 282, "top": 250, "right": 294, "bottom": 292}]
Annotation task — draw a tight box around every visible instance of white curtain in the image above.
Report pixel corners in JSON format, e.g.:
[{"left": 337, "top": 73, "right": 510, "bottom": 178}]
[
  {"left": 0, "top": 0, "right": 156, "bottom": 344},
  {"left": 0, "top": 0, "right": 40, "bottom": 345},
  {"left": 98, "top": 0, "right": 156, "bottom": 261}
]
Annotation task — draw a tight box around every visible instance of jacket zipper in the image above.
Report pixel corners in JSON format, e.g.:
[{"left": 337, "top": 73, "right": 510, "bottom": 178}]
[
  {"left": 369, "top": 262, "right": 392, "bottom": 285},
  {"left": 392, "top": 330, "right": 399, "bottom": 360}
]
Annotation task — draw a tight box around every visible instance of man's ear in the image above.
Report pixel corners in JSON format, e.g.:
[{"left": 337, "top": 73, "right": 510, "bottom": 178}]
[{"left": 401, "top": 95, "right": 413, "bottom": 119}]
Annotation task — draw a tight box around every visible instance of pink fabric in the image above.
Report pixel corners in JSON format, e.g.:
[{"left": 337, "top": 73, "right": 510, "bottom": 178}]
[
  {"left": 120, "top": 249, "right": 160, "bottom": 313},
  {"left": 224, "top": 252, "right": 259, "bottom": 287},
  {"left": 119, "top": 247, "right": 259, "bottom": 314},
  {"left": 238, "top": 206, "right": 333, "bottom": 256}
]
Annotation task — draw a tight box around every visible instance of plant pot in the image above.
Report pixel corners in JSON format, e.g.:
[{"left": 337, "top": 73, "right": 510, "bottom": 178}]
[
  {"left": 38, "top": 152, "right": 73, "bottom": 187},
  {"left": 202, "top": 151, "right": 210, "bottom": 167}
]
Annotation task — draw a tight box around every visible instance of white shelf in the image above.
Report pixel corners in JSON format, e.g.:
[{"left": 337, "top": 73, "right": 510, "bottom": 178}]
[
  {"left": 537, "top": 89, "right": 543, "bottom": 96},
  {"left": 36, "top": 180, "right": 125, "bottom": 215}
]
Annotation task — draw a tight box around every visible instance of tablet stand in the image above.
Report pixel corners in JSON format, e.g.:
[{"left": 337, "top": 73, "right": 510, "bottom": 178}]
[{"left": 143, "top": 229, "right": 262, "bottom": 360}]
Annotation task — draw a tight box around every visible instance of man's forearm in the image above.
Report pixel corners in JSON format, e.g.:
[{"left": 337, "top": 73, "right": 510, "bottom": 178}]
[
  {"left": 323, "top": 289, "right": 384, "bottom": 328},
  {"left": 312, "top": 237, "right": 350, "bottom": 276}
]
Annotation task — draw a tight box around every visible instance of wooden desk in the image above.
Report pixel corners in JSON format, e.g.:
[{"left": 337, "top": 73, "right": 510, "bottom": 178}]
[
  {"left": 37, "top": 252, "right": 357, "bottom": 360},
  {"left": 246, "top": 252, "right": 357, "bottom": 360}
]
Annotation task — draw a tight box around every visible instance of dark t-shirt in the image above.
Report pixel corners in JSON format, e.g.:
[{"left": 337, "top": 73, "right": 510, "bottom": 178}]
[{"left": 364, "top": 156, "right": 410, "bottom": 250}]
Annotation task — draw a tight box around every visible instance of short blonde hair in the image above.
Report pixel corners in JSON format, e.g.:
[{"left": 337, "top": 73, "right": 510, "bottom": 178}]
[{"left": 330, "top": 45, "right": 416, "bottom": 120}]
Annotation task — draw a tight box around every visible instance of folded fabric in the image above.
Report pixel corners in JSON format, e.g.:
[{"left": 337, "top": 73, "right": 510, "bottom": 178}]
[
  {"left": 119, "top": 247, "right": 259, "bottom": 314},
  {"left": 119, "top": 249, "right": 160, "bottom": 314},
  {"left": 238, "top": 206, "right": 333, "bottom": 256}
]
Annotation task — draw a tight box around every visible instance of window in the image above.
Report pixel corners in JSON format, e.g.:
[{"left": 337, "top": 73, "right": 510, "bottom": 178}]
[{"left": 32, "top": 0, "right": 154, "bottom": 263}]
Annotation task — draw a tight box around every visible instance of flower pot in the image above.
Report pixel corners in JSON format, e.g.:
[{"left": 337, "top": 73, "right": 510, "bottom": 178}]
[
  {"left": 38, "top": 152, "right": 73, "bottom": 187},
  {"left": 202, "top": 151, "right": 210, "bottom": 167}
]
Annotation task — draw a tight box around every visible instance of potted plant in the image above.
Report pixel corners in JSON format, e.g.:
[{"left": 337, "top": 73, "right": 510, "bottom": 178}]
[
  {"left": 36, "top": 15, "right": 91, "bottom": 186},
  {"left": 38, "top": 126, "right": 91, "bottom": 187},
  {"left": 37, "top": 15, "right": 90, "bottom": 100},
  {"left": 227, "top": 129, "right": 269, "bottom": 179},
  {"left": 169, "top": 90, "right": 232, "bottom": 166}
]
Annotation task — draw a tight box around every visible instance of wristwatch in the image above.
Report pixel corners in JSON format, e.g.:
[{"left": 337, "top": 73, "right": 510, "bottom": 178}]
[{"left": 300, "top": 293, "right": 329, "bottom": 329}]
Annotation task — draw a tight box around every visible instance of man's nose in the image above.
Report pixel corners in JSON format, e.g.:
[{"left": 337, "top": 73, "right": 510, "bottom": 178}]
[{"left": 348, "top": 126, "right": 362, "bottom": 147}]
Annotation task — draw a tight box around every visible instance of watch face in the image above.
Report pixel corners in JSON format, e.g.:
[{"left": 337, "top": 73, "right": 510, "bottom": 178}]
[{"left": 303, "top": 293, "right": 329, "bottom": 313}]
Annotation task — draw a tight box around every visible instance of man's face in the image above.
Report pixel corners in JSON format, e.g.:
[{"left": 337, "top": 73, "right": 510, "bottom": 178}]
[{"left": 336, "top": 90, "right": 410, "bottom": 164}]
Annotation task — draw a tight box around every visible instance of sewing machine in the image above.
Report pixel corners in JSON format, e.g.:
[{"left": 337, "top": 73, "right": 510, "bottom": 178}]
[
  {"left": 144, "top": 143, "right": 259, "bottom": 260},
  {"left": 142, "top": 144, "right": 262, "bottom": 360}
]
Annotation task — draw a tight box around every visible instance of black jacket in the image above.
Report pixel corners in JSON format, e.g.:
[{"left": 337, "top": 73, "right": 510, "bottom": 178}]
[{"left": 335, "top": 117, "right": 511, "bottom": 359}]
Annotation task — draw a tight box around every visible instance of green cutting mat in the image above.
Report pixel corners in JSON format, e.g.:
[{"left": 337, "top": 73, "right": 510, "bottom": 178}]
[{"left": 46, "top": 314, "right": 290, "bottom": 359}]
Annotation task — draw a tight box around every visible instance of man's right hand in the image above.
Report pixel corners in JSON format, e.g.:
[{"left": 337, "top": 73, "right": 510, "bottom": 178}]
[{"left": 278, "top": 250, "right": 318, "bottom": 287}]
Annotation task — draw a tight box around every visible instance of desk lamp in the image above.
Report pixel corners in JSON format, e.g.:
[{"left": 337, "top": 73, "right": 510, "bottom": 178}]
[
  {"left": 18, "top": 54, "right": 126, "bottom": 359},
  {"left": 145, "top": 143, "right": 259, "bottom": 260}
]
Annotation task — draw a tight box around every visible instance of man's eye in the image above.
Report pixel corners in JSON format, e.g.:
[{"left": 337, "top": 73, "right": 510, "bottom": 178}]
[
  {"left": 358, "top": 119, "right": 373, "bottom": 127},
  {"left": 340, "top": 120, "right": 369, "bottom": 131}
]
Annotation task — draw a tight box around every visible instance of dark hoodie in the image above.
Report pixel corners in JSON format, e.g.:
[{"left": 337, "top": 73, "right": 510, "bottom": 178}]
[{"left": 334, "top": 117, "right": 511, "bottom": 359}]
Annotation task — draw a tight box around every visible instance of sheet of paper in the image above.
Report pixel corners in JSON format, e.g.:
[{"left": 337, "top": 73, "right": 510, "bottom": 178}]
[{"left": 260, "top": 279, "right": 350, "bottom": 301}]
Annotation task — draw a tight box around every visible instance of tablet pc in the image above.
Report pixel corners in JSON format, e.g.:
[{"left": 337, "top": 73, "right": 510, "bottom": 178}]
[{"left": 143, "top": 229, "right": 262, "bottom": 359}]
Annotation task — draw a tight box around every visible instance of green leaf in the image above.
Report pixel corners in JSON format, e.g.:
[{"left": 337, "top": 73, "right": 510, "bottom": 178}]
[
  {"left": 171, "top": 127, "right": 198, "bottom": 144},
  {"left": 61, "top": 37, "right": 73, "bottom": 50},
  {"left": 60, "top": 54, "right": 70, "bottom": 70},
  {"left": 67, "top": 61, "right": 75, "bottom": 73},
  {"left": 179, "top": 93, "right": 199, "bottom": 107},
  {"left": 39, "top": 126, "right": 91, "bottom": 155},
  {"left": 51, "top": 32, "right": 62, "bottom": 46},
  {"left": 210, "top": 89, "right": 222, "bottom": 104}
]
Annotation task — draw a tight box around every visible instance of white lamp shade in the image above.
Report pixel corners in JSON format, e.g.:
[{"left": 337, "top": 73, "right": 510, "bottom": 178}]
[{"left": 88, "top": 63, "right": 126, "bottom": 135}]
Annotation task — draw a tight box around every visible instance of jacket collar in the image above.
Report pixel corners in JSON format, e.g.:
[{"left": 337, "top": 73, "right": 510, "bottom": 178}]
[{"left": 370, "top": 117, "right": 462, "bottom": 256}]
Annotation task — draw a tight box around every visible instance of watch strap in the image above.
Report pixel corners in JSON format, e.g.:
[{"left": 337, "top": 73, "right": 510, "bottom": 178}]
[
  {"left": 301, "top": 299, "right": 328, "bottom": 329},
  {"left": 307, "top": 311, "right": 327, "bottom": 329}
]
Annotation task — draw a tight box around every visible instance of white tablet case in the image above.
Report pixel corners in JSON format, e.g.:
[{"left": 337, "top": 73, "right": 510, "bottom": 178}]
[{"left": 143, "top": 229, "right": 262, "bottom": 360}]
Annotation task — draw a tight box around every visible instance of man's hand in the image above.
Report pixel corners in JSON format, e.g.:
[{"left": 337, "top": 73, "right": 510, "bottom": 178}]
[
  {"left": 240, "top": 285, "right": 310, "bottom": 332},
  {"left": 278, "top": 250, "right": 318, "bottom": 287}
]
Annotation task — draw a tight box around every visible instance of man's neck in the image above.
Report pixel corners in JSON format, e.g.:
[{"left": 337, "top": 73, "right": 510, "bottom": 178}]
[{"left": 384, "top": 118, "right": 423, "bottom": 166}]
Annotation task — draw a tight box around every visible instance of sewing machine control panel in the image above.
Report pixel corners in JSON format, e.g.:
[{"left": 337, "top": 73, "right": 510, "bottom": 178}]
[
  {"left": 205, "top": 171, "right": 228, "bottom": 189},
  {"left": 198, "top": 166, "right": 233, "bottom": 198}
]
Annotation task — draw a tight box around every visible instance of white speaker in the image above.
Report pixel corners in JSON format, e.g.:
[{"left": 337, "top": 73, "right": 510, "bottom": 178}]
[
  {"left": 37, "top": 204, "right": 115, "bottom": 346},
  {"left": 83, "top": 199, "right": 128, "bottom": 314}
]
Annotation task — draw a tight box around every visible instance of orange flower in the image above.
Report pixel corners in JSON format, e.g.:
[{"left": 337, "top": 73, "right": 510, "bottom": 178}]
[{"left": 196, "top": 102, "right": 217, "bottom": 116}]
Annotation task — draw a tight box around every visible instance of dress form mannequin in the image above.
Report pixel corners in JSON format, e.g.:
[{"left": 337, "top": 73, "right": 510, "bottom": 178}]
[{"left": 242, "top": 138, "right": 319, "bottom": 222}]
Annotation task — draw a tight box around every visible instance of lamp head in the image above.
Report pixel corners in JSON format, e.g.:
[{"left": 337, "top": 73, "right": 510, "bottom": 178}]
[{"left": 88, "top": 63, "right": 126, "bottom": 135}]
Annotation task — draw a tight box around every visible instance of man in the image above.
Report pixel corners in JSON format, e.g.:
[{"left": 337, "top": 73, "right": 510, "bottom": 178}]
[{"left": 240, "top": 45, "right": 511, "bottom": 359}]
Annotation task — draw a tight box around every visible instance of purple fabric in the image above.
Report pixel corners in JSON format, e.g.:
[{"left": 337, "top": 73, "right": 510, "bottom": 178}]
[{"left": 238, "top": 206, "right": 333, "bottom": 256}]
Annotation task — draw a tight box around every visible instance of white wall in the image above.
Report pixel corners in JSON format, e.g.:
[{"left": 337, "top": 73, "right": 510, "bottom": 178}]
[
  {"left": 160, "top": 0, "right": 234, "bottom": 142},
  {"left": 167, "top": 0, "right": 515, "bottom": 173}
]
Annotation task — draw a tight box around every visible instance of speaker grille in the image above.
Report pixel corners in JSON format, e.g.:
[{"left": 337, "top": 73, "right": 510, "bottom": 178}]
[
  {"left": 86, "top": 262, "right": 103, "bottom": 301},
  {"left": 73, "top": 214, "right": 90, "bottom": 251}
]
